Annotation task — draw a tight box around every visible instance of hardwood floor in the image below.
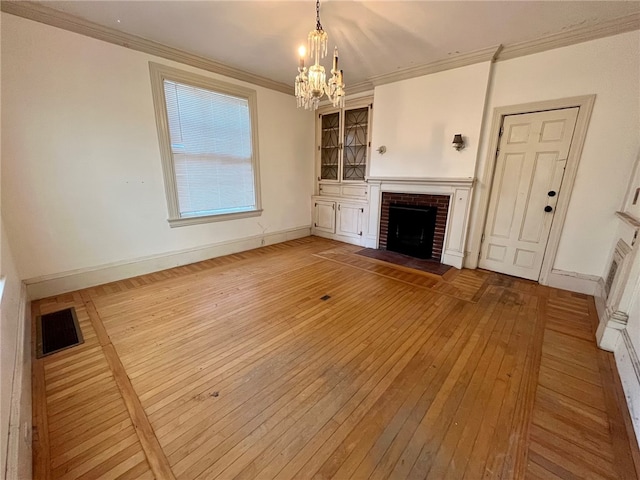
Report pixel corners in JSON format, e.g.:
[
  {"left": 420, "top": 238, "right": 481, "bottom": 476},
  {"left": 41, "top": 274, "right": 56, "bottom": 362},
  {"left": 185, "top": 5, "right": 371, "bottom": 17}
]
[{"left": 31, "top": 237, "right": 639, "bottom": 479}]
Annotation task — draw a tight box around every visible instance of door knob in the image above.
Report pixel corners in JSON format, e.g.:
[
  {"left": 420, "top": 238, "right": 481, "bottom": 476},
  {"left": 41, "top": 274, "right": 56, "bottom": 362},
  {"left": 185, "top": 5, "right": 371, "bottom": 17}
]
[
  {"left": 544, "top": 206, "right": 553, "bottom": 212},
  {"left": 548, "top": 191, "right": 556, "bottom": 197}
]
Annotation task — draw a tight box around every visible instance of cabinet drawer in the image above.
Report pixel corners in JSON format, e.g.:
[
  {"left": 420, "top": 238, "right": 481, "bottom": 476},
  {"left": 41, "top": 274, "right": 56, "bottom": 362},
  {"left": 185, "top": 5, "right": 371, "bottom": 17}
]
[
  {"left": 319, "top": 184, "right": 341, "bottom": 196},
  {"left": 341, "top": 185, "right": 368, "bottom": 198}
]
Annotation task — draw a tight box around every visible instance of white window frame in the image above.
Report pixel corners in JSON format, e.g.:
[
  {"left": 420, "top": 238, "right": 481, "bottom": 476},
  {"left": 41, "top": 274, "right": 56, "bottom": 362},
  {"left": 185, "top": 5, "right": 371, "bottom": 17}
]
[{"left": 149, "top": 62, "right": 262, "bottom": 227}]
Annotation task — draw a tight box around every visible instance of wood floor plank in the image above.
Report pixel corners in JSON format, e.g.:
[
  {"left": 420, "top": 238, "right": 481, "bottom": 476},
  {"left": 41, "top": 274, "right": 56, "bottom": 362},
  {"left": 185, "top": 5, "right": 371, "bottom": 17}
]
[{"left": 30, "top": 237, "right": 639, "bottom": 480}]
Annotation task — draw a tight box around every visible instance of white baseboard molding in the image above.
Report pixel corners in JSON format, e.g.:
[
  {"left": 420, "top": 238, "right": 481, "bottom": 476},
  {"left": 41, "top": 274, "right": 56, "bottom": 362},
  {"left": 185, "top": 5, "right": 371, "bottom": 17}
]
[
  {"left": 615, "top": 329, "right": 640, "bottom": 448},
  {"left": 26, "top": 226, "right": 311, "bottom": 300},
  {"left": 442, "top": 251, "right": 464, "bottom": 270},
  {"left": 594, "top": 277, "right": 607, "bottom": 326},
  {"left": 545, "top": 268, "right": 601, "bottom": 295},
  {"left": 5, "top": 283, "right": 32, "bottom": 480}
]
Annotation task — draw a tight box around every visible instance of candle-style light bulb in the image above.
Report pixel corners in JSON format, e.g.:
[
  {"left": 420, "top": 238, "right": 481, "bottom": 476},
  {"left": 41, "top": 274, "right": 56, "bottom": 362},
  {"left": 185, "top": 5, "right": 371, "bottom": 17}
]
[
  {"left": 298, "top": 45, "right": 306, "bottom": 69},
  {"left": 333, "top": 47, "right": 338, "bottom": 72}
]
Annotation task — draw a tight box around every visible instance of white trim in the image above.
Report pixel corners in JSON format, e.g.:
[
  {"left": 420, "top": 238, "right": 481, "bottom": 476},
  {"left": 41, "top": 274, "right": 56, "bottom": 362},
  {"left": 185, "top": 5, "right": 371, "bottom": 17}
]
[
  {"left": 25, "top": 226, "right": 311, "bottom": 300},
  {"left": 366, "top": 177, "right": 474, "bottom": 187},
  {"left": 5, "top": 284, "right": 32, "bottom": 480},
  {"left": 366, "top": 177, "right": 474, "bottom": 269},
  {"left": 595, "top": 276, "right": 607, "bottom": 329},
  {"left": 469, "top": 95, "right": 596, "bottom": 284},
  {"left": 614, "top": 329, "right": 640, "bottom": 447},
  {"left": 368, "top": 45, "right": 502, "bottom": 88},
  {"left": 0, "top": 1, "right": 292, "bottom": 95},
  {"left": 148, "top": 62, "right": 262, "bottom": 227},
  {"left": 545, "top": 268, "right": 602, "bottom": 295},
  {"left": 2, "top": 2, "right": 637, "bottom": 98},
  {"left": 498, "top": 13, "right": 640, "bottom": 61}
]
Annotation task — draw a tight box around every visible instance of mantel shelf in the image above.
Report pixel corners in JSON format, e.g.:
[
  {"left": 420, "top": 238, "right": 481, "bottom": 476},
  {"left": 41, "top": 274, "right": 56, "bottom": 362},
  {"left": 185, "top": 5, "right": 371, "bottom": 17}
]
[
  {"left": 616, "top": 211, "right": 640, "bottom": 229},
  {"left": 366, "top": 176, "right": 475, "bottom": 187}
]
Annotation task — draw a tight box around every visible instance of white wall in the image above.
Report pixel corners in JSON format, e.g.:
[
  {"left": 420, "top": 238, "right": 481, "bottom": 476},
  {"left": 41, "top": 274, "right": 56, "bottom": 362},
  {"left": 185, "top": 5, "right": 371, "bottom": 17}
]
[
  {"left": 469, "top": 31, "right": 640, "bottom": 278},
  {"left": 369, "top": 62, "right": 492, "bottom": 179},
  {"left": 1, "top": 13, "right": 315, "bottom": 283}
]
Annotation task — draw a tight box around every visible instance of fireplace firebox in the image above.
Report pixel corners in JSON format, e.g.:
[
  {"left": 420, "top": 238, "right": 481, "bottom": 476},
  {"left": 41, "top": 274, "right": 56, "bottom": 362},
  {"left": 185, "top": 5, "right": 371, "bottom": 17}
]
[{"left": 387, "top": 204, "right": 437, "bottom": 259}]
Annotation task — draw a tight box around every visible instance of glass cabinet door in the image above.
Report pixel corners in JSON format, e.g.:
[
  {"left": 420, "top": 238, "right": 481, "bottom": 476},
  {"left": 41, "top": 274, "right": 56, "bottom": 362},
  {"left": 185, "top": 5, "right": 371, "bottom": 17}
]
[
  {"left": 320, "top": 112, "right": 340, "bottom": 180},
  {"left": 342, "top": 107, "right": 369, "bottom": 181}
]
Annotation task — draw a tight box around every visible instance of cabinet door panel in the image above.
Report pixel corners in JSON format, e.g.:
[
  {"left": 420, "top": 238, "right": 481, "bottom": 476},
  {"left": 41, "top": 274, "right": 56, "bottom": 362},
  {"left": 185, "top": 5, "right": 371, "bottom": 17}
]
[
  {"left": 314, "top": 200, "right": 336, "bottom": 233},
  {"left": 320, "top": 113, "right": 340, "bottom": 180},
  {"left": 342, "top": 107, "right": 369, "bottom": 181},
  {"left": 337, "top": 203, "right": 363, "bottom": 237}
]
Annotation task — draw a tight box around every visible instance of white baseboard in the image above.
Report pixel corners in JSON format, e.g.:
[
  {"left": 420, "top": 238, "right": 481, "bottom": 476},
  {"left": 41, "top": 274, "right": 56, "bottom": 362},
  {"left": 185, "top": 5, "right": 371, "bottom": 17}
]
[
  {"left": 25, "top": 226, "right": 311, "bottom": 300},
  {"left": 594, "top": 277, "right": 607, "bottom": 325},
  {"left": 442, "top": 251, "right": 464, "bottom": 270},
  {"left": 545, "top": 268, "right": 601, "bottom": 295},
  {"left": 5, "top": 283, "right": 32, "bottom": 480},
  {"left": 615, "top": 329, "right": 640, "bottom": 448}
]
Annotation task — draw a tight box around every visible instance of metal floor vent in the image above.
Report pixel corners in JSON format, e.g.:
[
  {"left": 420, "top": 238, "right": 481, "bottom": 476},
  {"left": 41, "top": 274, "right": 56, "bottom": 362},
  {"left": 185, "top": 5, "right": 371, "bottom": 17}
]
[{"left": 37, "top": 307, "right": 84, "bottom": 358}]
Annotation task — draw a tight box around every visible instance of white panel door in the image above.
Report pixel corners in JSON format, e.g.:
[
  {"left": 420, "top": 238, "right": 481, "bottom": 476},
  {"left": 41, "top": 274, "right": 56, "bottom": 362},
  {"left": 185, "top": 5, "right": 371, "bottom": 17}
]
[{"left": 479, "top": 107, "right": 579, "bottom": 280}]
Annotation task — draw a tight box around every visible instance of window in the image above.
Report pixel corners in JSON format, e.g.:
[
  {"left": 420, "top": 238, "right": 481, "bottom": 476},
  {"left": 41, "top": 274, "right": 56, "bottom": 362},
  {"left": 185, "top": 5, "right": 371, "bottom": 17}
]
[{"left": 149, "top": 62, "right": 261, "bottom": 227}]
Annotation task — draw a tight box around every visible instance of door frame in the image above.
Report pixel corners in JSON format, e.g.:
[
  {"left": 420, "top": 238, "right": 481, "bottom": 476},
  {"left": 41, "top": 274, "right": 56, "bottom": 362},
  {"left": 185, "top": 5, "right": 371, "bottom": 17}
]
[{"left": 474, "top": 95, "right": 596, "bottom": 285}]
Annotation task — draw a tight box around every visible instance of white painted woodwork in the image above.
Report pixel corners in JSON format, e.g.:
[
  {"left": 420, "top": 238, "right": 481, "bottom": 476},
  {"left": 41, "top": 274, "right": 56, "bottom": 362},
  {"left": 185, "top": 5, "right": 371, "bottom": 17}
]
[
  {"left": 336, "top": 203, "right": 364, "bottom": 238},
  {"left": 313, "top": 200, "right": 336, "bottom": 234},
  {"left": 5, "top": 1, "right": 639, "bottom": 90},
  {"left": 316, "top": 97, "right": 373, "bottom": 186},
  {"left": 480, "top": 108, "right": 579, "bottom": 280},
  {"left": 311, "top": 197, "right": 368, "bottom": 246},
  {"left": 366, "top": 177, "right": 474, "bottom": 269}
]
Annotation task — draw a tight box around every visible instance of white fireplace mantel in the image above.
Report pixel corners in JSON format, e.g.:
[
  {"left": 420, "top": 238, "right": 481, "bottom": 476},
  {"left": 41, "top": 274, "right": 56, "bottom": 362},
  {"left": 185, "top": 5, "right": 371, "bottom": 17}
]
[{"left": 364, "top": 176, "right": 475, "bottom": 269}]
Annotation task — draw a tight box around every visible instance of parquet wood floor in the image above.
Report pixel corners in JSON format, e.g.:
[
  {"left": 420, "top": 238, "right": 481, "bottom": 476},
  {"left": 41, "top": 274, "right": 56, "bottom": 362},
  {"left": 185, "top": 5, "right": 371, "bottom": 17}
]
[{"left": 31, "top": 237, "right": 639, "bottom": 479}]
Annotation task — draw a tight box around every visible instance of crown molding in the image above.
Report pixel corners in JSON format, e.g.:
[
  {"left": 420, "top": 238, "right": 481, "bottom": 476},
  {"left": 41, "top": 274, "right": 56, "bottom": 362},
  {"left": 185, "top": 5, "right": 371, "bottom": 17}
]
[
  {"left": 0, "top": 0, "right": 293, "bottom": 95},
  {"left": 2, "top": 1, "right": 638, "bottom": 98},
  {"left": 368, "top": 45, "right": 502, "bottom": 87},
  {"left": 347, "top": 81, "right": 375, "bottom": 96},
  {"left": 499, "top": 12, "right": 640, "bottom": 61}
]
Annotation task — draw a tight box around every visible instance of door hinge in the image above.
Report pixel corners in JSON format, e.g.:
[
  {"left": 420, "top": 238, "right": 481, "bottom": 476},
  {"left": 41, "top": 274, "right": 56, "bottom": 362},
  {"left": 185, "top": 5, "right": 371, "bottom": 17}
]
[
  {"left": 359, "top": 231, "right": 363, "bottom": 236},
  {"left": 481, "top": 233, "right": 485, "bottom": 243},
  {"left": 317, "top": 145, "right": 321, "bottom": 151},
  {"left": 315, "top": 202, "right": 317, "bottom": 207},
  {"left": 499, "top": 126, "right": 504, "bottom": 136},
  {"left": 314, "top": 222, "right": 317, "bottom": 227},
  {"left": 368, "top": 141, "right": 371, "bottom": 147},
  {"left": 360, "top": 208, "right": 364, "bottom": 213},
  {"left": 338, "top": 204, "right": 341, "bottom": 211},
  {"left": 332, "top": 204, "right": 335, "bottom": 210}
]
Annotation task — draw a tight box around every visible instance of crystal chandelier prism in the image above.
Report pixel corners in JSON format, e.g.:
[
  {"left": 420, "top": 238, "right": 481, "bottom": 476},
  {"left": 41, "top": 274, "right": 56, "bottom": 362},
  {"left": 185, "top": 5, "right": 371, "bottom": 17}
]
[{"left": 295, "top": 0, "right": 345, "bottom": 110}]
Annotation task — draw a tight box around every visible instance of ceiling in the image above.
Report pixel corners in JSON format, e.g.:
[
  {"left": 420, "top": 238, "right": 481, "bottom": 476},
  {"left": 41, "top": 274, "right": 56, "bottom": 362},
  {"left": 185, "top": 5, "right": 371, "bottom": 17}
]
[{"left": 30, "top": 1, "right": 640, "bottom": 90}]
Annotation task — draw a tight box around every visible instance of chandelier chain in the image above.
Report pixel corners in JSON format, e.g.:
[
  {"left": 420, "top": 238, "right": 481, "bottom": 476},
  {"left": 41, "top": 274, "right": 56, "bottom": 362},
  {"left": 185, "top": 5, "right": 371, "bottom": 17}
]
[{"left": 316, "top": 0, "right": 323, "bottom": 31}]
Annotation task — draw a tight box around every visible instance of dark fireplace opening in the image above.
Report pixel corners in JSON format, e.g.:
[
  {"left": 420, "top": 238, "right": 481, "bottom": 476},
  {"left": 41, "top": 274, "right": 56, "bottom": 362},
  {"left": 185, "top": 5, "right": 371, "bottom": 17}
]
[{"left": 387, "top": 204, "right": 437, "bottom": 259}]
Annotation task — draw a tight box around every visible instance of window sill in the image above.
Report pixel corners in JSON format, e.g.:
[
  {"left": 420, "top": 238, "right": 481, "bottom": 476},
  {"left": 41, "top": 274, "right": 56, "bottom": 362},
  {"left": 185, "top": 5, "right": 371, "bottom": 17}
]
[{"left": 168, "top": 209, "right": 263, "bottom": 228}]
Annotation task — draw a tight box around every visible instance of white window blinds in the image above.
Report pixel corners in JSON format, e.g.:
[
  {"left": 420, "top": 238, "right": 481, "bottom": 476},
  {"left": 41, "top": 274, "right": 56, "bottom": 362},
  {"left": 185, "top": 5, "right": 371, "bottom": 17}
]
[{"left": 163, "top": 80, "right": 257, "bottom": 218}]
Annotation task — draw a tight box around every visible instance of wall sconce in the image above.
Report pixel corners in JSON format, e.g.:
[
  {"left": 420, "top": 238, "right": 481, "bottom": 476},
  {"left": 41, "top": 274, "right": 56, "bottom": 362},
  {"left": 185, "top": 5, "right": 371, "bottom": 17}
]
[{"left": 452, "top": 134, "right": 465, "bottom": 151}]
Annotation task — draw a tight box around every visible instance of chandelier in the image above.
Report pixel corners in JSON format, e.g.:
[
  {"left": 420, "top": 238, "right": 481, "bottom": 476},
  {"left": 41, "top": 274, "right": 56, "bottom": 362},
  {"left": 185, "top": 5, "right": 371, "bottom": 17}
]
[{"left": 295, "top": 0, "right": 345, "bottom": 110}]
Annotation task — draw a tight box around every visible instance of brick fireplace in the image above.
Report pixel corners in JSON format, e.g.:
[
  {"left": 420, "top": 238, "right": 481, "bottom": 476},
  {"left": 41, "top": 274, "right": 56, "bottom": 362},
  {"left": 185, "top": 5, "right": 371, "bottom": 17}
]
[
  {"left": 379, "top": 192, "right": 450, "bottom": 261},
  {"left": 364, "top": 177, "right": 474, "bottom": 269}
]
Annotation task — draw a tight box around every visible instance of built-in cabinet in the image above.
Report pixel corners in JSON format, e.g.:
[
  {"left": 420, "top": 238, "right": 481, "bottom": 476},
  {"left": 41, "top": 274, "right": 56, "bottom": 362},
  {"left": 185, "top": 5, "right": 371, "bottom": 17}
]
[
  {"left": 313, "top": 199, "right": 368, "bottom": 241},
  {"left": 312, "top": 97, "right": 373, "bottom": 246}
]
